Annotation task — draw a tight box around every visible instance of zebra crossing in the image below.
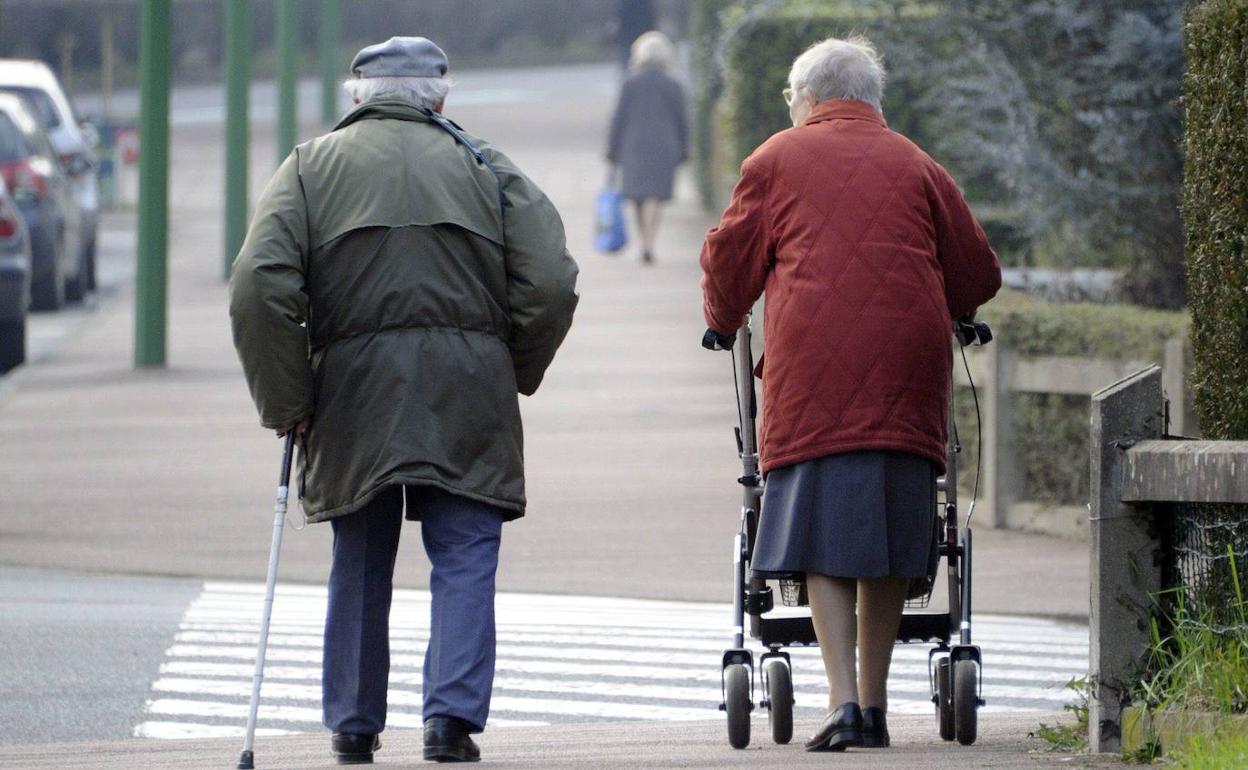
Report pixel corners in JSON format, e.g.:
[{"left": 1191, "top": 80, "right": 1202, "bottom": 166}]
[{"left": 134, "top": 581, "right": 1088, "bottom": 739}]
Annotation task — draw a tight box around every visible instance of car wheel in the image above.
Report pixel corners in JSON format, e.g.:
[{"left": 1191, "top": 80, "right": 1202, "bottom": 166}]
[
  {"left": 85, "top": 236, "right": 97, "bottom": 291},
  {"left": 65, "top": 237, "right": 88, "bottom": 303},
  {"left": 30, "top": 246, "right": 65, "bottom": 311},
  {"left": 0, "top": 319, "right": 25, "bottom": 372}
]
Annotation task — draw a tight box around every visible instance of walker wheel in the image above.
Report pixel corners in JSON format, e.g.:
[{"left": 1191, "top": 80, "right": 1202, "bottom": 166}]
[
  {"left": 763, "top": 658, "right": 793, "bottom": 744},
  {"left": 936, "top": 656, "right": 954, "bottom": 741},
  {"left": 724, "top": 663, "right": 752, "bottom": 749},
  {"left": 953, "top": 659, "right": 979, "bottom": 745}
]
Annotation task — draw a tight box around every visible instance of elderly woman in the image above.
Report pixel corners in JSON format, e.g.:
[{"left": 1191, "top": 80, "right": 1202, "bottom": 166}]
[
  {"left": 700, "top": 37, "right": 1000, "bottom": 751},
  {"left": 606, "top": 30, "right": 688, "bottom": 264}
]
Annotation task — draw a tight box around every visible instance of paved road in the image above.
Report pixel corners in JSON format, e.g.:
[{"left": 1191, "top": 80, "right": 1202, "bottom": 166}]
[
  {"left": 0, "top": 63, "right": 1089, "bottom": 616},
  {"left": 0, "top": 566, "right": 1085, "bottom": 749},
  {"left": 0, "top": 63, "right": 1095, "bottom": 763}
]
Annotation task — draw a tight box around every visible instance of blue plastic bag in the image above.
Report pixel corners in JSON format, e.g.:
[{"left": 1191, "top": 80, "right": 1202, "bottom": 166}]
[{"left": 594, "top": 183, "right": 628, "bottom": 254}]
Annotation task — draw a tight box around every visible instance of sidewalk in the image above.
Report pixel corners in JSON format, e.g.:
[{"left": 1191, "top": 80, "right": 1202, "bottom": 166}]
[
  {"left": 8, "top": 712, "right": 1117, "bottom": 769},
  {"left": 0, "top": 65, "right": 1086, "bottom": 617}
]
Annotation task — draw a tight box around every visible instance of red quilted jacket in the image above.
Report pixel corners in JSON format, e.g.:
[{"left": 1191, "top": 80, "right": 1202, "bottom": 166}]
[{"left": 701, "top": 99, "right": 1001, "bottom": 474}]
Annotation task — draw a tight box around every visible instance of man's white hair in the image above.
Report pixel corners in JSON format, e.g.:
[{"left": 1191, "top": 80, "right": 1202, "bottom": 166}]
[
  {"left": 343, "top": 75, "right": 451, "bottom": 111},
  {"left": 787, "top": 36, "right": 885, "bottom": 112},
  {"left": 629, "top": 30, "right": 675, "bottom": 72}
]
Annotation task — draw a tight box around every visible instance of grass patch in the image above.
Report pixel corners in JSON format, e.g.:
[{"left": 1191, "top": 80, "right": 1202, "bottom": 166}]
[
  {"left": 1032, "top": 677, "right": 1090, "bottom": 752},
  {"left": 1136, "top": 550, "right": 1248, "bottom": 716},
  {"left": 1164, "top": 731, "right": 1248, "bottom": 768}
]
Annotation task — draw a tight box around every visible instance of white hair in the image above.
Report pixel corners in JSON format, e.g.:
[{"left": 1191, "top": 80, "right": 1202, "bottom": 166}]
[
  {"left": 787, "top": 36, "right": 885, "bottom": 112},
  {"left": 342, "top": 75, "right": 451, "bottom": 111},
  {"left": 629, "top": 30, "right": 675, "bottom": 72}
]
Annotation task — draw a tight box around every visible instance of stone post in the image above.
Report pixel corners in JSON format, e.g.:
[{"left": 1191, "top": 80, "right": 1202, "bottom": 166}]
[{"left": 1088, "top": 366, "right": 1164, "bottom": 752}]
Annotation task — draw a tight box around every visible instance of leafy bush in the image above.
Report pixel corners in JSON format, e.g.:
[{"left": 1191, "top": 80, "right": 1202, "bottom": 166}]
[
  {"left": 1184, "top": 0, "right": 1248, "bottom": 442},
  {"left": 695, "top": 0, "right": 1187, "bottom": 307},
  {"left": 954, "top": 291, "right": 1187, "bottom": 506}
]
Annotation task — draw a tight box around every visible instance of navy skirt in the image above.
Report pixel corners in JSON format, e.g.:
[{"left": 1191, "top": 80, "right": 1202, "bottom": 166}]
[{"left": 751, "top": 451, "right": 937, "bottom": 580}]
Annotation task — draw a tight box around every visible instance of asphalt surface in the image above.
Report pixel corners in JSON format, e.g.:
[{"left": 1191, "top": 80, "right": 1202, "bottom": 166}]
[
  {"left": 0, "top": 63, "right": 1100, "bottom": 763},
  {"left": 0, "top": 567, "right": 200, "bottom": 744},
  {"left": 7, "top": 713, "right": 1115, "bottom": 769},
  {"left": 0, "top": 62, "right": 1089, "bottom": 615}
]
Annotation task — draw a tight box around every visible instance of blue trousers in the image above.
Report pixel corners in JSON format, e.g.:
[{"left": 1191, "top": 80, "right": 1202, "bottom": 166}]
[{"left": 322, "top": 484, "right": 504, "bottom": 735}]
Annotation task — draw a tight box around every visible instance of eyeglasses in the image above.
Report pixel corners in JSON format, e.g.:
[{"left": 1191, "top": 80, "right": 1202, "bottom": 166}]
[{"left": 782, "top": 87, "right": 796, "bottom": 107}]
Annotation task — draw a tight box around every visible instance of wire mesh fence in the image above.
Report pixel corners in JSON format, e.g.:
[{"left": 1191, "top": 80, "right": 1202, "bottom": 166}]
[{"left": 1160, "top": 502, "right": 1248, "bottom": 634}]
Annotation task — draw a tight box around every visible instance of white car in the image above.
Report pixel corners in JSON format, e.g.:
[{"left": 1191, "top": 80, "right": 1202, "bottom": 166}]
[{"left": 0, "top": 60, "right": 96, "bottom": 291}]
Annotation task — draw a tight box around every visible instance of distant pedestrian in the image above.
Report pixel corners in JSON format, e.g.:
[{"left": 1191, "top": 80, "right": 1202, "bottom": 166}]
[
  {"left": 700, "top": 37, "right": 1000, "bottom": 752},
  {"left": 606, "top": 30, "right": 688, "bottom": 265},
  {"left": 229, "top": 36, "right": 578, "bottom": 765}
]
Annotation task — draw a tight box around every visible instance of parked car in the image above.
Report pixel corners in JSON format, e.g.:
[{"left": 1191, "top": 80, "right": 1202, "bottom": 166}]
[
  {"left": 0, "top": 176, "right": 31, "bottom": 372},
  {"left": 0, "top": 60, "right": 96, "bottom": 291},
  {"left": 0, "top": 93, "right": 81, "bottom": 310}
]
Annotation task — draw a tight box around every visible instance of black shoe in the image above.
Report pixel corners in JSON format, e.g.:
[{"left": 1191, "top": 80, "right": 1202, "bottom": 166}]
[
  {"left": 862, "top": 707, "right": 890, "bottom": 748},
  {"left": 641, "top": 249, "right": 654, "bottom": 265},
  {"left": 331, "top": 732, "right": 380, "bottom": 765},
  {"left": 424, "top": 716, "right": 481, "bottom": 763},
  {"left": 804, "top": 702, "right": 864, "bottom": 752}
]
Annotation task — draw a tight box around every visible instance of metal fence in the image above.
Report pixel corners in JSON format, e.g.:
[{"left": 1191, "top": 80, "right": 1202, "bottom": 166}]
[{"left": 1162, "top": 502, "right": 1248, "bottom": 633}]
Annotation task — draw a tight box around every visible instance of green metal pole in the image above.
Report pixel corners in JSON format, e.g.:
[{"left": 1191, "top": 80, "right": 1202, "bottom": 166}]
[
  {"left": 318, "top": 0, "right": 341, "bottom": 124},
  {"left": 276, "top": 0, "right": 297, "bottom": 162},
  {"left": 224, "top": 0, "right": 251, "bottom": 279},
  {"left": 135, "top": 0, "right": 170, "bottom": 367}
]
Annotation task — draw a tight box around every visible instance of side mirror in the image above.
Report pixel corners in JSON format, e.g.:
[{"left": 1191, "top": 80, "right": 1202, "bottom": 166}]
[{"left": 78, "top": 120, "right": 101, "bottom": 151}]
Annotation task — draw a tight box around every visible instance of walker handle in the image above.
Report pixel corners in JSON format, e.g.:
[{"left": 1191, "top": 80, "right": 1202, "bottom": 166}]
[{"left": 702, "top": 328, "right": 736, "bottom": 352}]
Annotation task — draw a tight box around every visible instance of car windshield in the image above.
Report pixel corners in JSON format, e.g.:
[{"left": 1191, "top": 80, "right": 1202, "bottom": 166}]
[
  {"left": 0, "top": 113, "right": 31, "bottom": 162},
  {"left": 0, "top": 86, "right": 61, "bottom": 130}
]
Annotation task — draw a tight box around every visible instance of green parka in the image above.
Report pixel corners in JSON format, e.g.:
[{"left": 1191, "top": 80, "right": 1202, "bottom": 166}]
[{"left": 229, "top": 100, "right": 579, "bottom": 523}]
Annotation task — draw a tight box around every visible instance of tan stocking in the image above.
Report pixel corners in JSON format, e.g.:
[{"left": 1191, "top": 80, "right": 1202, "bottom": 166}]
[
  {"left": 637, "top": 198, "right": 663, "bottom": 254},
  {"left": 806, "top": 572, "right": 858, "bottom": 710},
  {"left": 856, "top": 576, "right": 909, "bottom": 710}
]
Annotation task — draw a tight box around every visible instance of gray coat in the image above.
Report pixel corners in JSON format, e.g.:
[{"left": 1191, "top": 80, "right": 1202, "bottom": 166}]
[{"left": 607, "top": 68, "right": 688, "bottom": 201}]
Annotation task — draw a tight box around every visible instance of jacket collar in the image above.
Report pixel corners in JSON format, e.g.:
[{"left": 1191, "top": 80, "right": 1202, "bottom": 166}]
[
  {"left": 802, "top": 99, "right": 887, "bottom": 128},
  {"left": 333, "top": 99, "right": 439, "bottom": 132}
]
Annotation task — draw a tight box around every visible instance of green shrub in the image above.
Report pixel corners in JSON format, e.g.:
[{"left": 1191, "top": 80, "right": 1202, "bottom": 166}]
[
  {"left": 713, "top": 3, "right": 1033, "bottom": 265},
  {"left": 1184, "top": 0, "right": 1248, "bottom": 442},
  {"left": 954, "top": 291, "right": 1188, "bottom": 506}
]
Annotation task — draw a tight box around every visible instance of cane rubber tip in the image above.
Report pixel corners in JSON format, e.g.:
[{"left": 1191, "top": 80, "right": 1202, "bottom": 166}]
[{"left": 237, "top": 750, "right": 255, "bottom": 769}]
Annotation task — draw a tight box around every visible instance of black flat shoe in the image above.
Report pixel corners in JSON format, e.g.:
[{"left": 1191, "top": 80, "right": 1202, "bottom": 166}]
[
  {"left": 804, "top": 702, "right": 864, "bottom": 752},
  {"left": 424, "top": 716, "right": 481, "bottom": 763},
  {"left": 331, "top": 732, "right": 380, "bottom": 765},
  {"left": 862, "top": 707, "right": 890, "bottom": 748}
]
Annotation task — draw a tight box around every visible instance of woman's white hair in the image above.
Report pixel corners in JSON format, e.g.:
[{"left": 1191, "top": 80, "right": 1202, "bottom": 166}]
[
  {"left": 629, "top": 30, "right": 675, "bottom": 72},
  {"left": 343, "top": 75, "right": 451, "bottom": 111},
  {"left": 787, "top": 36, "right": 886, "bottom": 112}
]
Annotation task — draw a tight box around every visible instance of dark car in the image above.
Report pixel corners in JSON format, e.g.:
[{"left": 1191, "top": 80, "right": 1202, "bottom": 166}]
[
  {"left": 0, "top": 60, "right": 97, "bottom": 293},
  {"left": 0, "top": 176, "right": 31, "bottom": 372},
  {"left": 0, "top": 93, "right": 81, "bottom": 310}
]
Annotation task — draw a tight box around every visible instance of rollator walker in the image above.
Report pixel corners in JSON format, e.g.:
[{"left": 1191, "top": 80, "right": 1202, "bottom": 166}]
[{"left": 702, "top": 315, "right": 993, "bottom": 749}]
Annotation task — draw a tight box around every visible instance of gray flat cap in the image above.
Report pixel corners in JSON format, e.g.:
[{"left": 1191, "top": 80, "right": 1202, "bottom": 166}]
[{"left": 350, "top": 36, "right": 448, "bottom": 78}]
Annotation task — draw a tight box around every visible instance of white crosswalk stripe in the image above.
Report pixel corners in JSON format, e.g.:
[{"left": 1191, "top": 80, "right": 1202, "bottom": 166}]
[{"left": 134, "top": 581, "right": 1088, "bottom": 739}]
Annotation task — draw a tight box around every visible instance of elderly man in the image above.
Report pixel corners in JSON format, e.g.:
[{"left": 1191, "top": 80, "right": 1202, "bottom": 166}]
[
  {"left": 701, "top": 37, "right": 999, "bottom": 751},
  {"left": 229, "top": 37, "right": 578, "bottom": 764}
]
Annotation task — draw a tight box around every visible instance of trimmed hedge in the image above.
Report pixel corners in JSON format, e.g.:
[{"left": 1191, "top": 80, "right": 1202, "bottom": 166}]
[
  {"left": 954, "top": 292, "right": 1188, "bottom": 506},
  {"left": 714, "top": 4, "right": 1028, "bottom": 260},
  {"left": 1184, "top": 0, "right": 1248, "bottom": 441}
]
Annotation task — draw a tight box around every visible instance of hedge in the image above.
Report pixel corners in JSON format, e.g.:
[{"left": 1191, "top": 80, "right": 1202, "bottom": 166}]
[
  {"left": 712, "top": 4, "right": 1028, "bottom": 261},
  {"left": 954, "top": 291, "right": 1188, "bottom": 506},
  {"left": 1184, "top": 0, "right": 1248, "bottom": 441}
]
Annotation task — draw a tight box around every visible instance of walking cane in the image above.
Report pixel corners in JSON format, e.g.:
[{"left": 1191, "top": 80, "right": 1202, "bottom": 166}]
[{"left": 237, "top": 431, "right": 297, "bottom": 770}]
